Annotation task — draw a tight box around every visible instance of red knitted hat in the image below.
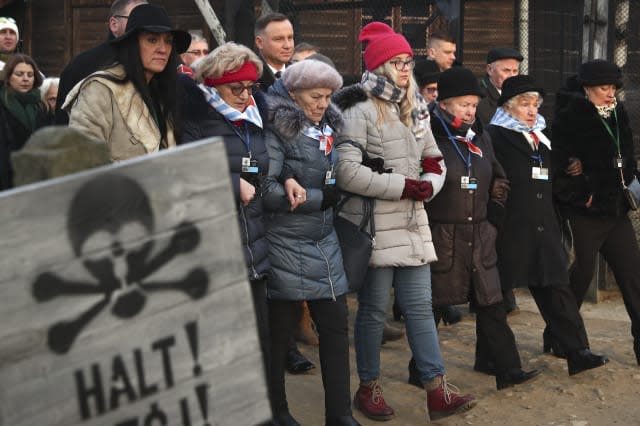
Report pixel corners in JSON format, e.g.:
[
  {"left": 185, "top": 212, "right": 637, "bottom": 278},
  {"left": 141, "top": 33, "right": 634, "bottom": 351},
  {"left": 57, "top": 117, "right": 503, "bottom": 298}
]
[
  {"left": 204, "top": 62, "right": 259, "bottom": 87},
  {"left": 359, "top": 22, "right": 413, "bottom": 71}
]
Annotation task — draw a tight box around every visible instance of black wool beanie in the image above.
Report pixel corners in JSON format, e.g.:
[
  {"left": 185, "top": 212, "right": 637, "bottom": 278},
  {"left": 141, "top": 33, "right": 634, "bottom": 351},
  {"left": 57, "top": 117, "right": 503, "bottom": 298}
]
[
  {"left": 414, "top": 59, "right": 441, "bottom": 87},
  {"left": 498, "top": 75, "right": 544, "bottom": 106},
  {"left": 437, "top": 67, "right": 484, "bottom": 101},
  {"left": 577, "top": 59, "right": 622, "bottom": 88}
]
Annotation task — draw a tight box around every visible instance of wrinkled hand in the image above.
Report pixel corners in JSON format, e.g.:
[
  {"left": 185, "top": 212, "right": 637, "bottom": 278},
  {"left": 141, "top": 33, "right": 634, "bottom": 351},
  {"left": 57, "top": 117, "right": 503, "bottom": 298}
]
[
  {"left": 566, "top": 157, "right": 583, "bottom": 176},
  {"left": 239, "top": 177, "right": 256, "bottom": 207},
  {"left": 284, "top": 178, "right": 306, "bottom": 211},
  {"left": 491, "top": 178, "right": 510, "bottom": 204},
  {"left": 401, "top": 178, "right": 433, "bottom": 201},
  {"left": 421, "top": 156, "right": 444, "bottom": 175},
  {"left": 321, "top": 185, "right": 341, "bottom": 210}
]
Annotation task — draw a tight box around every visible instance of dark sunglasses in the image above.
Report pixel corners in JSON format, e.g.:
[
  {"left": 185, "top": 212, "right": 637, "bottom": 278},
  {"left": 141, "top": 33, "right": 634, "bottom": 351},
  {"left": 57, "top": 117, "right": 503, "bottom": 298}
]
[{"left": 227, "top": 83, "right": 261, "bottom": 96}]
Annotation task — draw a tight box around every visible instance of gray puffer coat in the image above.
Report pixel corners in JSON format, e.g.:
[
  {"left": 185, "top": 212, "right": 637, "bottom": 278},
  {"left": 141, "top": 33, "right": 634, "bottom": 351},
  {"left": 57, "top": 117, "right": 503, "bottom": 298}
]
[{"left": 262, "top": 80, "right": 348, "bottom": 301}]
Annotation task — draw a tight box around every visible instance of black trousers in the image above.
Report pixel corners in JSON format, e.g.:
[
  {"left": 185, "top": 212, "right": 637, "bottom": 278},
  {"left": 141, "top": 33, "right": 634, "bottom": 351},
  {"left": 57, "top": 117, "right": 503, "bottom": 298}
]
[
  {"left": 268, "top": 295, "right": 352, "bottom": 418},
  {"left": 251, "top": 279, "right": 272, "bottom": 389},
  {"left": 529, "top": 285, "right": 589, "bottom": 352},
  {"left": 569, "top": 214, "right": 640, "bottom": 345},
  {"left": 473, "top": 302, "right": 522, "bottom": 374}
]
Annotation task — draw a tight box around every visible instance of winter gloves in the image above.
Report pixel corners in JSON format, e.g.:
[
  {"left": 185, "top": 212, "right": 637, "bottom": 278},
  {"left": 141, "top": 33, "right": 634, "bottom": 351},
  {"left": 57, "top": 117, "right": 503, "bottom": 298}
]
[
  {"left": 401, "top": 178, "right": 433, "bottom": 201},
  {"left": 321, "top": 185, "right": 341, "bottom": 210},
  {"left": 421, "top": 156, "right": 444, "bottom": 175}
]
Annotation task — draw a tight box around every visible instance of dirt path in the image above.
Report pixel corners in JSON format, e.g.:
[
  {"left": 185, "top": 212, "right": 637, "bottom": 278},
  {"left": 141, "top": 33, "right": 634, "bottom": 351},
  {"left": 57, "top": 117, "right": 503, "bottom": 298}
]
[{"left": 285, "top": 289, "right": 640, "bottom": 425}]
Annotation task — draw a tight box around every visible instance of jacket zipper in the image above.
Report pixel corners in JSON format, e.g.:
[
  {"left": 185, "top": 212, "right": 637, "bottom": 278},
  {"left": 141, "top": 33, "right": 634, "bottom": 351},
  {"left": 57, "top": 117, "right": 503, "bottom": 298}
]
[
  {"left": 316, "top": 241, "right": 336, "bottom": 301},
  {"left": 239, "top": 202, "right": 259, "bottom": 280}
]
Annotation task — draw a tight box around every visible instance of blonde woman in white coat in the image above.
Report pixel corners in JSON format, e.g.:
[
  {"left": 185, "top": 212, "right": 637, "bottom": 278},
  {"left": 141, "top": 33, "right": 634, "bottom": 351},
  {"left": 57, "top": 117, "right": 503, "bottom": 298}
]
[{"left": 333, "top": 22, "right": 476, "bottom": 422}]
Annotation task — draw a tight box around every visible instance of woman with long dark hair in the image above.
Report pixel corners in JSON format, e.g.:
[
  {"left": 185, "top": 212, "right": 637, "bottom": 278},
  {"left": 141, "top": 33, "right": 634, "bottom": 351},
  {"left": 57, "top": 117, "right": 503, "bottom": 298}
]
[{"left": 64, "top": 4, "right": 189, "bottom": 160}]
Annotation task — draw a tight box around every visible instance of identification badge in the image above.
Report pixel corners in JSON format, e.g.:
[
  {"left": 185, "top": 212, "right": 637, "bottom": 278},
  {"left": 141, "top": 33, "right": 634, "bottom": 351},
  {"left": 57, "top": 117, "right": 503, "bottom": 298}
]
[
  {"left": 242, "top": 157, "right": 259, "bottom": 174},
  {"left": 461, "top": 176, "right": 478, "bottom": 190},
  {"left": 615, "top": 157, "right": 624, "bottom": 169},
  {"left": 325, "top": 170, "right": 336, "bottom": 185},
  {"left": 532, "top": 167, "right": 549, "bottom": 180}
]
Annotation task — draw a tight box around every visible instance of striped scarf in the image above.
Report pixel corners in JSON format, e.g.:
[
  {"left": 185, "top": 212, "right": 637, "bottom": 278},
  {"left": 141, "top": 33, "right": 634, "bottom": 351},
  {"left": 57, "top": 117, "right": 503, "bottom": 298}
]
[
  {"left": 490, "top": 107, "right": 551, "bottom": 150},
  {"left": 197, "top": 84, "right": 263, "bottom": 129}
]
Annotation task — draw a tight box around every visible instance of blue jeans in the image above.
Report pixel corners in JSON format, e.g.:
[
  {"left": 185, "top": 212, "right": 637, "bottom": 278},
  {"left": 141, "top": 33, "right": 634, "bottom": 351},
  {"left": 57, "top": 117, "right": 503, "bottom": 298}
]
[{"left": 354, "top": 264, "right": 445, "bottom": 383}]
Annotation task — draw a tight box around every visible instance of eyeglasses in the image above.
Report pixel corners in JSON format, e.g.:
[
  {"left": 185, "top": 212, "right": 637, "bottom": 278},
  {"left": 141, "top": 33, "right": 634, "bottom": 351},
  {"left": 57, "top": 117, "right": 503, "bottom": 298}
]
[
  {"left": 389, "top": 59, "right": 415, "bottom": 71},
  {"left": 112, "top": 15, "right": 128, "bottom": 20},
  {"left": 424, "top": 87, "right": 438, "bottom": 94},
  {"left": 227, "top": 83, "right": 261, "bottom": 96},
  {"left": 187, "top": 49, "right": 209, "bottom": 56}
]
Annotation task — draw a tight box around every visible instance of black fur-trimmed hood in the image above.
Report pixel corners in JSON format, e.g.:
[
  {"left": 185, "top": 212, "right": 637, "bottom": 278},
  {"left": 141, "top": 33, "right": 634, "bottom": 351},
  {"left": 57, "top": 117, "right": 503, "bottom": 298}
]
[
  {"left": 331, "top": 83, "right": 369, "bottom": 112},
  {"left": 265, "top": 79, "right": 344, "bottom": 141}
]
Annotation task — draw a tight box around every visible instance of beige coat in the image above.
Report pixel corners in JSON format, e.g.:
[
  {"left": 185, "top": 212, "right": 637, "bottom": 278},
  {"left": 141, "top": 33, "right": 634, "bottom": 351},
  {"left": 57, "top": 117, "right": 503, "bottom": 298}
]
[
  {"left": 335, "top": 87, "right": 442, "bottom": 268},
  {"left": 63, "top": 65, "right": 175, "bottom": 161}
]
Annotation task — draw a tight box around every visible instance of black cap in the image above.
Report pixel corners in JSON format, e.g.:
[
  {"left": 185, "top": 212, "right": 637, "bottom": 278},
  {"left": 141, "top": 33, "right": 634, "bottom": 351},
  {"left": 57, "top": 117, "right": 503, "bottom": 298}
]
[
  {"left": 111, "top": 4, "right": 191, "bottom": 54},
  {"left": 487, "top": 47, "right": 524, "bottom": 64},
  {"left": 497, "top": 75, "right": 544, "bottom": 106},
  {"left": 414, "top": 59, "right": 441, "bottom": 87},
  {"left": 577, "top": 59, "right": 623, "bottom": 88},
  {"left": 437, "top": 67, "right": 484, "bottom": 101}
]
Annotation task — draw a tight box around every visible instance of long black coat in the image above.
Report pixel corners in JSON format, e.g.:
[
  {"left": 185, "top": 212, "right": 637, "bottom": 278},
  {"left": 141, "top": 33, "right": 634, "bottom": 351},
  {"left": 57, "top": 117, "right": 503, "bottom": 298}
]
[
  {"left": 180, "top": 77, "right": 270, "bottom": 281},
  {"left": 551, "top": 80, "right": 636, "bottom": 218},
  {"left": 426, "top": 115, "right": 504, "bottom": 307},
  {"left": 487, "top": 125, "right": 569, "bottom": 288}
]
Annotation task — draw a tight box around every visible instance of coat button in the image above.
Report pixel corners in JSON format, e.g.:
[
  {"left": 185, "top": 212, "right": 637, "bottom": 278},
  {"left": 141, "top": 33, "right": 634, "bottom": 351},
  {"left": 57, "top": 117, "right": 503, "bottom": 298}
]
[
  {"left": 537, "top": 225, "right": 544, "bottom": 232},
  {"left": 537, "top": 193, "right": 543, "bottom": 199},
  {"left": 467, "top": 216, "right": 473, "bottom": 221}
]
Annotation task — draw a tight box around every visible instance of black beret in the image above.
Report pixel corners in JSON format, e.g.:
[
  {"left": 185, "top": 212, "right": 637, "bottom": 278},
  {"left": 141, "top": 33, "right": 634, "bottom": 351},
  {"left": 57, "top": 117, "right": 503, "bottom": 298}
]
[
  {"left": 497, "top": 75, "right": 544, "bottom": 106},
  {"left": 414, "top": 59, "right": 441, "bottom": 87},
  {"left": 487, "top": 47, "right": 524, "bottom": 64},
  {"left": 437, "top": 67, "right": 484, "bottom": 101}
]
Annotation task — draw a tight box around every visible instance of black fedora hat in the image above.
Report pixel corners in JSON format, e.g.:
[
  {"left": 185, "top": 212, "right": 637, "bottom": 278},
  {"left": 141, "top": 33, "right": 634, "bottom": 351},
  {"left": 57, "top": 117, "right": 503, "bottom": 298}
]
[
  {"left": 111, "top": 4, "right": 191, "bottom": 54},
  {"left": 437, "top": 67, "right": 484, "bottom": 101},
  {"left": 577, "top": 59, "right": 623, "bottom": 88},
  {"left": 497, "top": 75, "right": 544, "bottom": 106}
]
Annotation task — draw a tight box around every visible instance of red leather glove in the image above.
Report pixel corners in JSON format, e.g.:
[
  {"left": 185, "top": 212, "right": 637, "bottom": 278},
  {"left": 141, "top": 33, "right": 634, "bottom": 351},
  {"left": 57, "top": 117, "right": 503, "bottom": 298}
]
[
  {"left": 401, "top": 178, "right": 433, "bottom": 201},
  {"left": 421, "top": 156, "right": 444, "bottom": 175}
]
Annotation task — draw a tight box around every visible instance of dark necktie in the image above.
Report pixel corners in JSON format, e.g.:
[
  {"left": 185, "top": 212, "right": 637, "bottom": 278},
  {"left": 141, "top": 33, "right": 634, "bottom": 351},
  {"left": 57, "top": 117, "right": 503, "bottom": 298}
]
[{"left": 274, "top": 71, "right": 282, "bottom": 79}]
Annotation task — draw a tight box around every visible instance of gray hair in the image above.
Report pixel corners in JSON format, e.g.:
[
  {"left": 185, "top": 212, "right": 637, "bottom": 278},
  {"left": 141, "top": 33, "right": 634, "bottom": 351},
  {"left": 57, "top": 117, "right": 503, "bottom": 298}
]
[
  {"left": 40, "top": 77, "right": 59, "bottom": 102},
  {"left": 192, "top": 41, "right": 263, "bottom": 83}
]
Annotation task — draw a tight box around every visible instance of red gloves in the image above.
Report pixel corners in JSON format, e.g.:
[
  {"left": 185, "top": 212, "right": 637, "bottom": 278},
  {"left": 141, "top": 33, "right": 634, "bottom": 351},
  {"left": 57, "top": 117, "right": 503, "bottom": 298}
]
[
  {"left": 401, "top": 178, "right": 433, "bottom": 201},
  {"left": 421, "top": 156, "right": 444, "bottom": 175}
]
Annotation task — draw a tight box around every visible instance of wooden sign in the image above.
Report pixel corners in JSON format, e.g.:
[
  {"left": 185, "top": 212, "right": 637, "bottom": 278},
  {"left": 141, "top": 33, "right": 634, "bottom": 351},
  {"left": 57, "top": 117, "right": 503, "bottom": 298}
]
[{"left": 0, "top": 138, "right": 271, "bottom": 426}]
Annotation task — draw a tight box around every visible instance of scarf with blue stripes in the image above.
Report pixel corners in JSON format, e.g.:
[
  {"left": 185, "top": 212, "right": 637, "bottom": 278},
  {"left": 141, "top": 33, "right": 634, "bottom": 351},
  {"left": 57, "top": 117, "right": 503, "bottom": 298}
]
[{"left": 197, "top": 84, "right": 263, "bottom": 129}]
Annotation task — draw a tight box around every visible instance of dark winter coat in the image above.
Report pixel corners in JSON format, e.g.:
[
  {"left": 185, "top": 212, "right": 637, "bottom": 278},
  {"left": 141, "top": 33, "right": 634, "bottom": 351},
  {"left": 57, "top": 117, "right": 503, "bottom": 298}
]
[
  {"left": 257, "top": 57, "right": 278, "bottom": 91},
  {"left": 476, "top": 75, "right": 500, "bottom": 129},
  {"left": 551, "top": 79, "right": 636, "bottom": 218},
  {"left": 487, "top": 125, "right": 570, "bottom": 288},
  {"left": 55, "top": 35, "right": 117, "bottom": 124},
  {"left": 426, "top": 113, "right": 504, "bottom": 306},
  {"left": 262, "top": 80, "right": 348, "bottom": 301},
  {"left": 180, "top": 76, "right": 270, "bottom": 281}
]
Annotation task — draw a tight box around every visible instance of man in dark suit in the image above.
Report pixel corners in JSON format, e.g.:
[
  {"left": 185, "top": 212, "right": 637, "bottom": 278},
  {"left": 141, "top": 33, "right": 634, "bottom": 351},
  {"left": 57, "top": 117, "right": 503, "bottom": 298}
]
[
  {"left": 254, "top": 12, "right": 293, "bottom": 90},
  {"left": 54, "top": 0, "right": 147, "bottom": 124}
]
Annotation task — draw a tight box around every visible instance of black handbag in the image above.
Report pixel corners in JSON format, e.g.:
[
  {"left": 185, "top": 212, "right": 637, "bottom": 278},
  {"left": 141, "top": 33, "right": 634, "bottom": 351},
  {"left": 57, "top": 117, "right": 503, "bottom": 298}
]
[
  {"left": 620, "top": 168, "right": 640, "bottom": 211},
  {"left": 334, "top": 196, "right": 375, "bottom": 293}
]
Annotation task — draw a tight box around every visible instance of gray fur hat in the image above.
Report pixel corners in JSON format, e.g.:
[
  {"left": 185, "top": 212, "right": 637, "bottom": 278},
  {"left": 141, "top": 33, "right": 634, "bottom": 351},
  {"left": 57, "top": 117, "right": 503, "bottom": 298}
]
[{"left": 281, "top": 59, "right": 343, "bottom": 91}]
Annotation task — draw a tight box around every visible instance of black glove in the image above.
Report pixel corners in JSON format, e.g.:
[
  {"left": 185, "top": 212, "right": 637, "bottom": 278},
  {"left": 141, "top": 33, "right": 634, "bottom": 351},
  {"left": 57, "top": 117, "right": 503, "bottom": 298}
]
[
  {"left": 321, "top": 185, "right": 341, "bottom": 210},
  {"left": 362, "top": 156, "right": 392, "bottom": 174}
]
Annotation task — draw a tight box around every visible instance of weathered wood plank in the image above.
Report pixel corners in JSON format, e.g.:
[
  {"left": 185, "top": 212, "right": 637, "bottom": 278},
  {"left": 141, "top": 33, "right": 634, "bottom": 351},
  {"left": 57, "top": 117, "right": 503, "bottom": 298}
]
[{"left": 0, "top": 138, "right": 270, "bottom": 426}]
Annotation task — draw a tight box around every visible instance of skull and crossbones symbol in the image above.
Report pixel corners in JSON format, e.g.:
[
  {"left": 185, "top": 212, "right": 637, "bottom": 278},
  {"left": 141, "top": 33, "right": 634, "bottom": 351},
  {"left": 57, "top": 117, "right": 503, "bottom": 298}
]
[{"left": 32, "top": 174, "right": 209, "bottom": 354}]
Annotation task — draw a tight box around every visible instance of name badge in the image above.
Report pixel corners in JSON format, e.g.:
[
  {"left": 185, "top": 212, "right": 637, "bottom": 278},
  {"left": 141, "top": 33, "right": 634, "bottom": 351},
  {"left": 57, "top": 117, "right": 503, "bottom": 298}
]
[
  {"left": 615, "top": 157, "right": 624, "bottom": 169},
  {"left": 532, "top": 167, "right": 549, "bottom": 180},
  {"left": 242, "top": 157, "right": 259, "bottom": 174},
  {"left": 461, "top": 176, "right": 478, "bottom": 190},
  {"left": 325, "top": 170, "right": 336, "bottom": 185}
]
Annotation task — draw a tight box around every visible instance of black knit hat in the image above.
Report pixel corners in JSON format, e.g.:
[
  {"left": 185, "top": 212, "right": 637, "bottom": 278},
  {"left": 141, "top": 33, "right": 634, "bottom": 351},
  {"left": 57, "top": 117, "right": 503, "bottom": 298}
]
[
  {"left": 487, "top": 47, "right": 523, "bottom": 64},
  {"left": 111, "top": 4, "right": 191, "bottom": 54},
  {"left": 437, "top": 67, "right": 484, "bottom": 101},
  {"left": 414, "top": 59, "right": 441, "bottom": 87},
  {"left": 497, "top": 75, "right": 544, "bottom": 106},
  {"left": 577, "top": 59, "right": 622, "bottom": 88}
]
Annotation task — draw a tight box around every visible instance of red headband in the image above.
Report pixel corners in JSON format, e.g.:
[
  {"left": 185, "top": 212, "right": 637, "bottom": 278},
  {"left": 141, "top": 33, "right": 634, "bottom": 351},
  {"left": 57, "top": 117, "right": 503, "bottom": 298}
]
[{"left": 204, "top": 62, "right": 258, "bottom": 87}]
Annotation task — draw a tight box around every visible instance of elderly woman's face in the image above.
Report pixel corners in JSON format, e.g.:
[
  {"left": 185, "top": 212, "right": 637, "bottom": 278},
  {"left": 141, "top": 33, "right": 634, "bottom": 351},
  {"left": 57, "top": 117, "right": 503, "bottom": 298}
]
[
  {"left": 584, "top": 84, "right": 616, "bottom": 107},
  {"left": 216, "top": 80, "right": 258, "bottom": 112},
  {"left": 290, "top": 87, "right": 333, "bottom": 124},
  {"left": 440, "top": 95, "right": 479, "bottom": 124},
  {"left": 138, "top": 31, "right": 173, "bottom": 82},
  {"left": 8, "top": 62, "right": 35, "bottom": 93},
  {"left": 505, "top": 94, "right": 541, "bottom": 128}
]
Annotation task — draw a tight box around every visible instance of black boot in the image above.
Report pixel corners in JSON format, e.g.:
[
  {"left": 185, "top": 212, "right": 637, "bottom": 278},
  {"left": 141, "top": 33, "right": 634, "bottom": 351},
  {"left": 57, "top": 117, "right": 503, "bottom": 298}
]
[
  {"left": 496, "top": 368, "right": 541, "bottom": 390},
  {"left": 286, "top": 348, "right": 315, "bottom": 374},
  {"left": 567, "top": 349, "right": 609, "bottom": 376},
  {"left": 408, "top": 357, "right": 422, "bottom": 388},
  {"left": 325, "top": 415, "right": 361, "bottom": 426},
  {"left": 439, "top": 305, "right": 462, "bottom": 325},
  {"left": 272, "top": 411, "right": 301, "bottom": 426},
  {"left": 542, "top": 326, "right": 567, "bottom": 359}
]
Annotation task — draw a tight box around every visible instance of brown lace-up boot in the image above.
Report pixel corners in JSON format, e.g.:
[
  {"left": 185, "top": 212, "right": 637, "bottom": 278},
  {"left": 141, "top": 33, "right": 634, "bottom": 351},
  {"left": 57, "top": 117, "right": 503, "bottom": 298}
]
[
  {"left": 353, "top": 380, "right": 395, "bottom": 421},
  {"left": 425, "top": 375, "right": 476, "bottom": 420}
]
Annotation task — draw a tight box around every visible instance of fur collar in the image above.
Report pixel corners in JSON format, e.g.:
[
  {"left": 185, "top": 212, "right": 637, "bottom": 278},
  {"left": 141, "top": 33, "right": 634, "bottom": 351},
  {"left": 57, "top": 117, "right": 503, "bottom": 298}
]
[
  {"left": 266, "top": 80, "right": 343, "bottom": 141},
  {"left": 331, "top": 84, "right": 369, "bottom": 112}
]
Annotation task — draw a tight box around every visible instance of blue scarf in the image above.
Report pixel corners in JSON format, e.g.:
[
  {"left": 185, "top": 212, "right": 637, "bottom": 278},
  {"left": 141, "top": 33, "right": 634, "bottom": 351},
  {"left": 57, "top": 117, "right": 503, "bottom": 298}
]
[
  {"left": 490, "top": 107, "right": 550, "bottom": 150},
  {"left": 197, "top": 84, "right": 263, "bottom": 129},
  {"left": 302, "top": 123, "right": 335, "bottom": 155}
]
